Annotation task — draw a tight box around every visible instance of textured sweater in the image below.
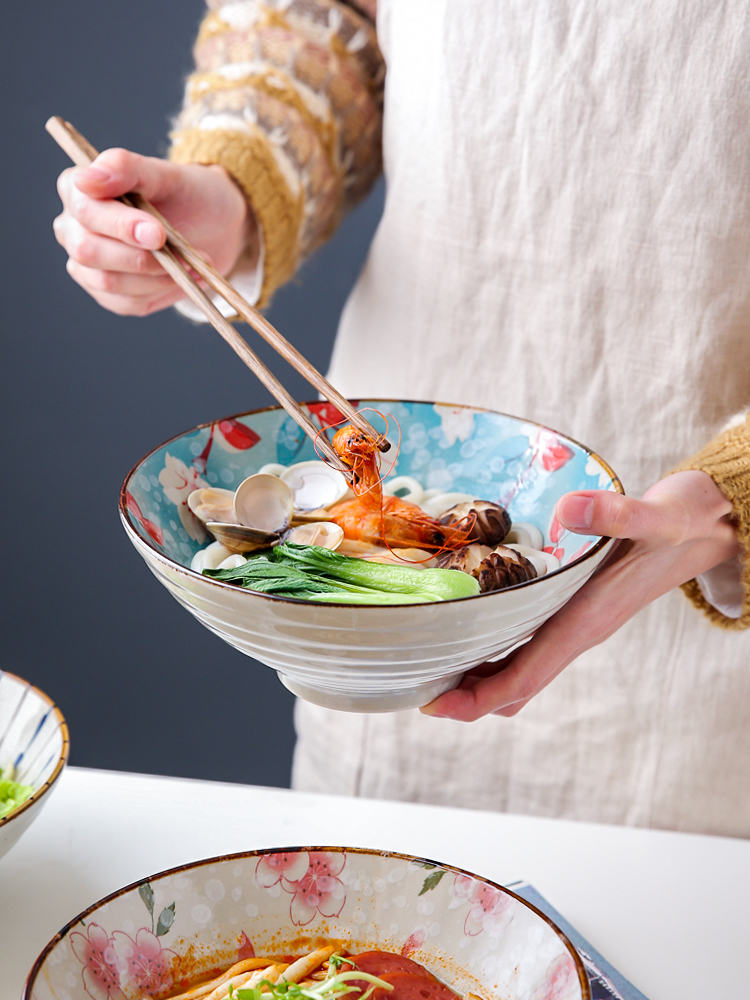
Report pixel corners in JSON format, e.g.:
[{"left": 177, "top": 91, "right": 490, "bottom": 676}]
[{"left": 170, "top": 0, "right": 750, "bottom": 631}]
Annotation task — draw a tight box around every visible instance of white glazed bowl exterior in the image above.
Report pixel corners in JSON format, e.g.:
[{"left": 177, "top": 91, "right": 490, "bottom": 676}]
[
  {"left": 120, "top": 401, "right": 623, "bottom": 712},
  {"left": 129, "top": 532, "right": 615, "bottom": 712},
  {"left": 0, "top": 671, "right": 69, "bottom": 860},
  {"left": 25, "top": 847, "right": 590, "bottom": 1000}
]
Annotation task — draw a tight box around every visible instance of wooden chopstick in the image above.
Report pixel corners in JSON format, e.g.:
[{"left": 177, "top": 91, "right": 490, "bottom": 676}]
[{"left": 45, "top": 116, "right": 390, "bottom": 474}]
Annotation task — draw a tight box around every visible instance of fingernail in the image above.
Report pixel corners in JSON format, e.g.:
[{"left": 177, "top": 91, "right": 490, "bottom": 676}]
[
  {"left": 559, "top": 495, "right": 594, "bottom": 530},
  {"left": 81, "top": 165, "right": 111, "bottom": 183},
  {"left": 419, "top": 704, "right": 446, "bottom": 718},
  {"left": 134, "top": 221, "right": 161, "bottom": 247}
]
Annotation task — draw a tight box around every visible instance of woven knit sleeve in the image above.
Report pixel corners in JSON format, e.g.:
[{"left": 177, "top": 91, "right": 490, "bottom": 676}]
[
  {"left": 671, "top": 413, "right": 750, "bottom": 629},
  {"left": 169, "top": 0, "right": 384, "bottom": 307}
]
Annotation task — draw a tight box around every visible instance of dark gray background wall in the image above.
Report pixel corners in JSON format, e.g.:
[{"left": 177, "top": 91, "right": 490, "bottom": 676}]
[{"left": 1, "top": 1, "right": 383, "bottom": 787}]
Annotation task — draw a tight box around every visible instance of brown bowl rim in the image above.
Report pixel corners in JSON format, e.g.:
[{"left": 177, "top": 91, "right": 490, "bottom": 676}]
[
  {"left": 0, "top": 669, "right": 70, "bottom": 830},
  {"left": 119, "top": 398, "right": 624, "bottom": 610},
  {"left": 24, "top": 844, "right": 591, "bottom": 1000}
]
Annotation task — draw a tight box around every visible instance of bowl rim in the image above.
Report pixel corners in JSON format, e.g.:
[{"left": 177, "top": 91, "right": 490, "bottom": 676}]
[
  {"left": 23, "top": 844, "right": 591, "bottom": 1000},
  {"left": 119, "top": 398, "right": 625, "bottom": 610},
  {"left": 0, "top": 669, "right": 70, "bottom": 831}
]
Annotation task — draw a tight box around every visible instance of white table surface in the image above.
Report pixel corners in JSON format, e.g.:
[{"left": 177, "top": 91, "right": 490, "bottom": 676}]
[{"left": 1, "top": 767, "right": 748, "bottom": 1000}]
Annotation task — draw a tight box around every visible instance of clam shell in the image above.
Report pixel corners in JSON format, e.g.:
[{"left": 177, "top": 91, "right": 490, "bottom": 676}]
[
  {"left": 285, "top": 522, "right": 345, "bottom": 550},
  {"left": 280, "top": 461, "right": 349, "bottom": 511},
  {"left": 206, "top": 521, "right": 279, "bottom": 554},
  {"left": 233, "top": 474, "right": 293, "bottom": 533},
  {"left": 187, "top": 487, "right": 238, "bottom": 525}
]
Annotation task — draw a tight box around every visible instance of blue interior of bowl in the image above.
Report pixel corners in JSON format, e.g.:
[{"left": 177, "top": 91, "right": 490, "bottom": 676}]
[{"left": 123, "top": 400, "right": 621, "bottom": 570}]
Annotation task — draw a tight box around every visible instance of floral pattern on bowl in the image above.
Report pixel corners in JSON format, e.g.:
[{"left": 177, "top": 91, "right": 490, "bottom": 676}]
[
  {"left": 119, "top": 401, "right": 623, "bottom": 712},
  {"left": 25, "top": 847, "right": 590, "bottom": 1000},
  {"left": 122, "top": 400, "right": 621, "bottom": 574}
]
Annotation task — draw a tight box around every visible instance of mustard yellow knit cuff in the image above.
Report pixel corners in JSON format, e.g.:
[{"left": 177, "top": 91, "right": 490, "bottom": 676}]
[
  {"left": 672, "top": 414, "right": 750, "bottom": 629},
  {"left": 169, "top": 128, "right": 304, "bottom": 309}
]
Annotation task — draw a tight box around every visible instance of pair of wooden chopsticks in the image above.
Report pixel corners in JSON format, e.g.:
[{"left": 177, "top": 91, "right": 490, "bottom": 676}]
[{"left": 45, "top": 116, "right": 388, "bottom": 477}]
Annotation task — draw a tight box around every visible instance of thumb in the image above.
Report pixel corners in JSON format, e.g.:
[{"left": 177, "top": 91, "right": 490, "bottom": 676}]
[
  {"left": 74, "top": 148, "right": 180, "bottom": 204},
  {"left": 556, "top": 491, "right": 664, "bottom": 541},
  {"left": 556, "top": 471, "right": 733, "bottom": 545}
]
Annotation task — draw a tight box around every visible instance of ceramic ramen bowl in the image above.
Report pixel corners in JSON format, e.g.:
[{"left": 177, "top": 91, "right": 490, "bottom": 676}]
[
  {"left": 25, "top": 846, "right": 590, "bottom": 1000},
  {"left": 0, "top": 670, "right": 69, "bottom": 860},
  {"left": 120, "top": 400, "right": 623, "bottom": 712}
]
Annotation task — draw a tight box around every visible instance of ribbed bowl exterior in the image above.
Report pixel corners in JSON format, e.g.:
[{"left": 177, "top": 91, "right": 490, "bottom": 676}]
[
  {"left": 129, "top": 528, "right": 614, "bottom": 712},
  {"left": 0, "top": 671, "right": 69, "bottom": 859}
]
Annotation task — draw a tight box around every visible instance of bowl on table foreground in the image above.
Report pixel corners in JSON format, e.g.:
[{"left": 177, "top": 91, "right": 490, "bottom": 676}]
[
  {"left": 25, "top": 846, "right": 590, "bottom": 1000},
  {"left": 120, "top": 400, "right": 623, "bottom": 713},
  {"left": 0, "top": 670, "right": 69, "bottom": 861}
]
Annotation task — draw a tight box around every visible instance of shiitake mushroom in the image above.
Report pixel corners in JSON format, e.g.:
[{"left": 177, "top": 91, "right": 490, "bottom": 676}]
[
  {"left": 439, "top": 500, "right": 511, "bottom": 546},
  {"left": 474, "top": 546, "right": 537, "bottom": 592}
]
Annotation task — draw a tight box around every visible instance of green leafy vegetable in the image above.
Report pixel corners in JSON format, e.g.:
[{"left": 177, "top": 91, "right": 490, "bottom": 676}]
[
  {"left": 0, "top": 766, "right": 34, "bottom": 820},
  {"left": 204, "top": 543, "right": 480, "bottom": 605},
  {"left": 232, "top": 960, "right": 393, "bottom": 1000}
]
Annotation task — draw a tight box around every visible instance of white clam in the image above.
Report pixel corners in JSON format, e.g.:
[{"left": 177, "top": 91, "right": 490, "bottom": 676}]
[
  {"left": 233, "top": 474, "right": 294, "bottom": 533},
  {"left": 504, "top": 543, "right": 560, "bottom": 577},
  {"left": 280, "top": 461, "right": 349, "bottom": 511},
  {"left": 190, "top": 541, "right": 234, "bottom": 573},
  {"left": 206, "top": 522, "right": 280, "bottom": 554},
  {"left": 285, "top": 522, "right": 345, "bottom": 550},
  {"left": 187, "top": 487, "right": 238, "bottom": 525},
  {"left": 505, "top": 521, "right": 544, "bottom": 550}
]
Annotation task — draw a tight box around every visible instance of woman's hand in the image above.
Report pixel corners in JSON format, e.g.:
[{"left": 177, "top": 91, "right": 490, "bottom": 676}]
[
  {"left": 53, "top": 149, "right": 254, "bottom": 316},
  {"left": 421, "top": 470, "right": 739, "bottom": 721}
]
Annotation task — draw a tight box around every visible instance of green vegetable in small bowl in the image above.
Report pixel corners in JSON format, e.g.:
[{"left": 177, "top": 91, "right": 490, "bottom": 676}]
[{"left": 0, "top": 766, "right": 34, "bottom": 820}]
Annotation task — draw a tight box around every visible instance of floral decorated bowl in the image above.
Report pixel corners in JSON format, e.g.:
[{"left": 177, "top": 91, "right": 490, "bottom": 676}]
[
  {"left": 25, "top": 846, "right": 590, "bottom": 1000},
  {"left": 0, "top": 670, "right": 69, "bottom": 861},
  {"left": 120, "top": 400, "right": 623, "bottom": 712}
]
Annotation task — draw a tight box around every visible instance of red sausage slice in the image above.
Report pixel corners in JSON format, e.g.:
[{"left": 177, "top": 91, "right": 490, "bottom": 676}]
[{"left": 371, "top": 973, "right": 459, "bottom": 1000}]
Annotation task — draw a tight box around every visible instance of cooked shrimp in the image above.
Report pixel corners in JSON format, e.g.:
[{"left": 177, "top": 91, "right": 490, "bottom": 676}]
[{"left": 327, "top": 425, "right": 472, "bottom": 552}]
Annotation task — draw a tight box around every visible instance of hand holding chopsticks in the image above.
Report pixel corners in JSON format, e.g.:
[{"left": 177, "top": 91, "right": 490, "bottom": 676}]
[{"left": 45, "top": 117, "right": 389, "bottom": 477}]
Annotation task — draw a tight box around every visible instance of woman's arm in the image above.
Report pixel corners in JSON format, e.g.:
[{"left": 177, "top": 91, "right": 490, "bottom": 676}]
[{"left": 53, "top": 1, "right": 384, "bottom": 315}]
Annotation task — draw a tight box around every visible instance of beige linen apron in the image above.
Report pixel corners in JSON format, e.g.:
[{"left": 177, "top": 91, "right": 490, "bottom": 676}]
[{"left": 292, "top": 0, "right": 750, "bottom": 837}]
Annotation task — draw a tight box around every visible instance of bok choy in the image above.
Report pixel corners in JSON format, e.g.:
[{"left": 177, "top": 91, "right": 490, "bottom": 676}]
[{"left": 204, "top": 542, "right": 480, "bottom": 604}]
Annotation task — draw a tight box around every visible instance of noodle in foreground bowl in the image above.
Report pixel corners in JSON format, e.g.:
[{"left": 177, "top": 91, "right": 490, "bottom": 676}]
[
  {"left": 120, "top": 400, "right": 623, "bottom": 712},
  {"left": 24, "top": 847, "right": 590, "bottom": 1000}
]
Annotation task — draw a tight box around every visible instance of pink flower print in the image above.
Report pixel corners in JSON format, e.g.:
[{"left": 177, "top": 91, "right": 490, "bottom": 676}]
[
  {"left": 568, "top": 541, "right": 592, "bottom": 563},
  {"left": 449, "top": 874, "right": 474, "bottom": 904},
  {"left": 287, "top": 851, "right": 347, "bottom": 926},
  {"left": 536, "top": 431, "right": 573, "bottom": 473},
  {"left": 111, "top": 929, "right": 175, "bottom": 995},
  {"left": 401, "top": 928, "right": 426, "bottom": 957},
  {"left": 307, "top": 401, "right": 359, "bottom": 433},
  {"left": 70, "top": 923, "right": 123, "bottom": 1000},
  {"left": 238, "top": 931, "right": 255, "bottom": 961},
  {"left": 214, "top": 419, "right": 261, "bottom": 453},
  {"left": 531, "top": 953, "right": 578, "bottom": 1000},
  {"left": 126, "top": 491, "right": 164, "bottom": 547},
  {"left": 158, "top": 453, "right": 208, "bottom": 542},
  {"left": 463, "top": 884, "right": 517, "bottom": 938},
  {"left": 544, "top": 545, "right": 566, "bottom": 561},
  {"left": 255, "top": 851, "right": 310, "bottom": 889}
]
